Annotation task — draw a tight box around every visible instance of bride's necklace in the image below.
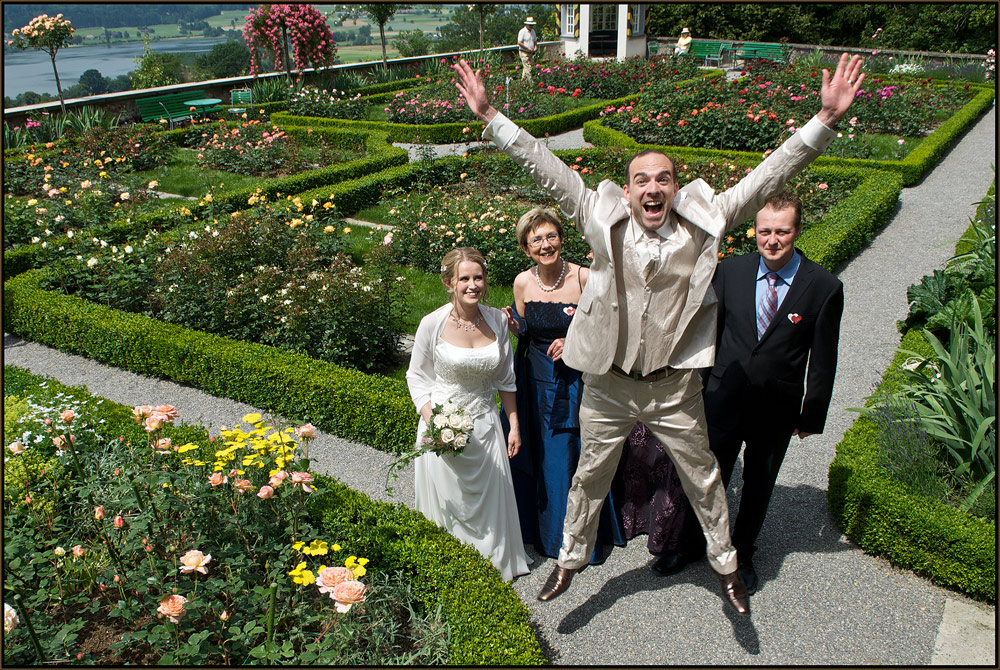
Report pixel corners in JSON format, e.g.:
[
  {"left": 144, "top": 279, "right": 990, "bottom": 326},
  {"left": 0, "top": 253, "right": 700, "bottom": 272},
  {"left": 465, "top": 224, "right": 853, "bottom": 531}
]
[
  {"left": 534, "top": 258, "right": 566, "bottom": 292},
  {"left": 451, "top": 309, "right": 483, "bottom": 332}
]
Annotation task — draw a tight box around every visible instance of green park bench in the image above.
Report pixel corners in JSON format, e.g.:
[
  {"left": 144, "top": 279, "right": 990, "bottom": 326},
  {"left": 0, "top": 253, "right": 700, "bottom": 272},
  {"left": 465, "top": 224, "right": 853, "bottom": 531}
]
[
  {"left": 687, "top": 40, "right": 732, "bottom": 68},
  {"left": 135, "top": 90, "right": 221, "bottom": 129},
  {"left": 735, "top": 42, "right": 789, "bottom": 65}
]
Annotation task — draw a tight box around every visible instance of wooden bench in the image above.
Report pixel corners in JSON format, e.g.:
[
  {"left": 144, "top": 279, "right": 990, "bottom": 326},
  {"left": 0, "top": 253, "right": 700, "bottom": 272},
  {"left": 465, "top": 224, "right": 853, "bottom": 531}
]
[
  {"left": 735, "top": 42, "right": 789, "bottom": 66},
  {"left": 687, "top": 40, "right": 732, "bottom": 68},
  {"left": 135, "top": 90, "right": 220, "bottom": 128}
]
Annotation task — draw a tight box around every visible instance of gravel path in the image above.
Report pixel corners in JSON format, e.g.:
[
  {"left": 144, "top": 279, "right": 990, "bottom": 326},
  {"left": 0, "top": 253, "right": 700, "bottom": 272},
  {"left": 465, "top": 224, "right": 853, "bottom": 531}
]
[{"left": 4, "top": 106, "right": 995, "bottom": 664}]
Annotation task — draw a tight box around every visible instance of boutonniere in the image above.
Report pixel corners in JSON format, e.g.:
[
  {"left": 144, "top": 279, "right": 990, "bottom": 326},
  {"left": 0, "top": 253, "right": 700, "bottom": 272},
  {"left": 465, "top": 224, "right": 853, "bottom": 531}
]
[
  {"left": 788, "top": 313, "right": 803, "bottom": 324},
  {"left": 564, "top": 306, "right": 576, "bottom": 317}
]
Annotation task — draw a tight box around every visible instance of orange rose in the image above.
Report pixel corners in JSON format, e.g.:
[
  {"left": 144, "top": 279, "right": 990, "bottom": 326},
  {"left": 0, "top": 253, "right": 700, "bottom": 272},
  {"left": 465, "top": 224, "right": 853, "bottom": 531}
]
[
  {"left": 332, "top": 580, "right": 367, "bottom": 613},
  {"left": 157, "top": 594, "right": 188, "bottom": 623}
]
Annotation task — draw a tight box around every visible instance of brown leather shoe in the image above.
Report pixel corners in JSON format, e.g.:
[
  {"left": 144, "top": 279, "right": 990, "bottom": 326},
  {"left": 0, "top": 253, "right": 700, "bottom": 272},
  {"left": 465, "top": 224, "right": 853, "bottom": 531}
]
[
  {"left": 718, "top": 570, "right": 750, "bottom": 614},
  {"left": 537, "top": 565, "right": 576, "bottom": 601}
]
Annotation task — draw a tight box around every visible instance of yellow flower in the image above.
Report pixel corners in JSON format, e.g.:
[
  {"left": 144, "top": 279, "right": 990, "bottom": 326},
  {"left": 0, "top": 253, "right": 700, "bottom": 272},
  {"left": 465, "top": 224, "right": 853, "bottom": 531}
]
[
  {"left": 99, "top": 171, "right": 108, "bottom": 178},
  {"left": 243, "top": 413, "right": 262, "bottom": 424},
  {"left": 303, "top": 539, "right": 329, "bottom": 556},
  {"left": 343, "top": 227, "right": 351, "bottom": 234},
  {"left": 289, "top": 218, "right": 302, "bottom": 229},
  {"left": 203, "top": 193, "right": 213, "bottom": 202},
  {"left": 288, "top": 562, "right": 315, "bottom": 586},
  {"left": 746, "top": 227, "right": 755, "bottom": 238},
  {"left": 324, "top": 225, "right": 336, "bottom": 234},
  {"left": 177, "top": 443, "right": 199, "bottom": 453},
  {"left": 292, "top": 541, "right": 306, "bottom": 551},
  {"left": 332, "top": 544, "right": 341, "bottom": 552}
]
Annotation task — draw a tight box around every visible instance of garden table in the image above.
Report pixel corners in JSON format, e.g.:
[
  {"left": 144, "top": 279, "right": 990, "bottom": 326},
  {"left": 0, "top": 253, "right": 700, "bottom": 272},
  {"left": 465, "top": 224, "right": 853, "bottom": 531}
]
[{"left": 183, "top": 97, "right": 222, "bottom": 119}]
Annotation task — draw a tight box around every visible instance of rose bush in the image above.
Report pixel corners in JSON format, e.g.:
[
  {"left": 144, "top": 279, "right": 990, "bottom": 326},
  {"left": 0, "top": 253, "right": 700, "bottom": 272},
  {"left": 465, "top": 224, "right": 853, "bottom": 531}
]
[
  {"left": 37, "top": 194, "right": 409, "bottom": 373},
  {"left": 2, "top": 387, "right": 448, "bottom": 665}
]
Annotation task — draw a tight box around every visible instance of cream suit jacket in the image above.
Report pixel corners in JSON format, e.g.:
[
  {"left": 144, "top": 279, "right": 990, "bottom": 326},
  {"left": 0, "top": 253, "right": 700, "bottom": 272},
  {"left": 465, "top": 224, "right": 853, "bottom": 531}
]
[{"left": 483, "top": 114, "right": 835, "bottom": 374}]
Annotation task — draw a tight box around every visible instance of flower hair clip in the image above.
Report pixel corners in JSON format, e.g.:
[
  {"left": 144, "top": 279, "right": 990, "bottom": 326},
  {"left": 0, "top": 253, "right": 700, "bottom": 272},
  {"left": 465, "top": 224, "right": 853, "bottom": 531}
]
[{"left": 440, "top": 265, "right": 448, "bottom": 273}]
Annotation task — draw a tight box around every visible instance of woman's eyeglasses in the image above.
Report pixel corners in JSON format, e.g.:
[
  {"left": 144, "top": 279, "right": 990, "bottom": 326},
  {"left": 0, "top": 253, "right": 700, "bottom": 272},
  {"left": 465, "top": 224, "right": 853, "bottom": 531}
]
[{"left": 527, "top": 233, "right": 560, "bottom": 248}]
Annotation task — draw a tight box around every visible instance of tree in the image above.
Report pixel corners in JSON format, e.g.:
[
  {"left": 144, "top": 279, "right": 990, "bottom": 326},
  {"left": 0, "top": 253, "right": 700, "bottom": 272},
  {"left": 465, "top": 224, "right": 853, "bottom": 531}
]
[
  {"left": 79, "top": 68, "right": 109, "bottom": 95},
  {"left": 7, "top": 13, "right": 75, "bottom": 114},
  {"left": 243, "top": 4, "right": 337, "bottom": 85},
  {"left": 362, "top": 4, "right": 407, "bottom": 66},
  {"left": 393, "top": 29, "right": 432, "bottom": 58},
  {"left": 130, "top": 37, "right": 179, "bottom": 89},
  {"left": 198, "top": 40, "right": 251, "bottom": 78},
  {"left": 436, "top": 5, "right": 530, "bottom": 54}
]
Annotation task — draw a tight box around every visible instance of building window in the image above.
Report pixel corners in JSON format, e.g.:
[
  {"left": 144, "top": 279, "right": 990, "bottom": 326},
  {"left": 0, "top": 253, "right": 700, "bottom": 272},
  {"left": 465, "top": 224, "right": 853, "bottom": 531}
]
[
  {"left": 630, "top": 4, "right": 646, "bottom": 36},
  {"left": 561, "top": 4, "right": 577, "bottom": 37},
  {"left": 591, "top": 4, "right": 618, "bottom": 31}
]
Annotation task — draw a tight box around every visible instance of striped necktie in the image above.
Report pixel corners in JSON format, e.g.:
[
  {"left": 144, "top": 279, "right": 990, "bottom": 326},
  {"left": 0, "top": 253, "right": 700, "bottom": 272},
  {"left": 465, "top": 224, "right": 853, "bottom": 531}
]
[{"left": 757, "top": 272, "right": 778, "bottom": 339}]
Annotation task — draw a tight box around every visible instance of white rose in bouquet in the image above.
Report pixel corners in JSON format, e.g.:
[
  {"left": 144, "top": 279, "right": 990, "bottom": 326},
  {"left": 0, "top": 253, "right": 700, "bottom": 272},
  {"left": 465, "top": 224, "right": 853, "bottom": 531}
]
[
  {"left": 433, "top": 413, "right": 449, "bottom": 428},
  {"left": 448, "top": 412, "right": 464, "bottom": 429},
  {"left": 442, "top": 402, "right": 458, "bottom": 414},
  {"left": 461, "top": 415, "right": 473, "bottom": 431},
  {"left": 453, "top": 433, "right": 468, "bottom": 449},
  {"left": 440, "top": 428, "right": 455, "bottom": 443}
]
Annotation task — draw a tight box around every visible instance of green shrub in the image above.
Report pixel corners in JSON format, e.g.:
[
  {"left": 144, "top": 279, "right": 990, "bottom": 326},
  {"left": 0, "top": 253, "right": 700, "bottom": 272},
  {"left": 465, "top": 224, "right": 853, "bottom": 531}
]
[{"left": 290, "top": 85, "right": 371, "bottom": 120}]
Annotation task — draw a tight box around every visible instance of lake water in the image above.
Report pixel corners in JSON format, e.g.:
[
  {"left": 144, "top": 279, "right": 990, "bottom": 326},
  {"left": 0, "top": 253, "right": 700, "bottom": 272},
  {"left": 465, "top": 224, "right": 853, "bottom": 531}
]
[{"left": 3, "top": 37, "right": 235, "bottom": 98}]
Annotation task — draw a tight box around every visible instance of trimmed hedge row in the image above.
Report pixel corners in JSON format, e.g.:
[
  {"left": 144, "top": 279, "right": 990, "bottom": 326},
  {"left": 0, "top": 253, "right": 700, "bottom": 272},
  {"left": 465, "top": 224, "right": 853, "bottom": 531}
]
[
  {"left": 3, "top": 269, "right": 417, "bottom": 453},
  {"left": 584, "top": 83, "right": 995, "bottom": 187},
  {"left": 826, "top": 328, "right": 996, "bottom": 602},
  {"left": 2, "top": 365, "right": 544, "bottom": 664},
  {"left": 270, "top": 72, "right": 725, "bottom": 144}
]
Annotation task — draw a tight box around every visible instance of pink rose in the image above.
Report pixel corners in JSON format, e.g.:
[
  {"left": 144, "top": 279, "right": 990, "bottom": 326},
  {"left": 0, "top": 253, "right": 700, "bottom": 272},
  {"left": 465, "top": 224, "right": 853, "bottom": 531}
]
[
  {"left": 94, "top": 506, "right": 105, "bottom": 520},
  {"left": 332, "top": 580, "right": 367, "bottom": 613},
  {"left": 233, "top": 478, "right": 253, "bottom": 494},
  {"left": 155, "top": 438, "right": 172, "bottom": 454},
  {"left": 296, "top": 423, "right": 316, "bottom": 439},
  {"left": 157, "top": 594, "right": 188, "bottom": 623},
  {"left": 268, "top": 471, "right": 288, "bottom": 488},
  {"left": 178, "top": 549, "right": 212, "bottom": 574},
  {"left": 144, "top": 415, "right": 163, "bottom": 432},
  {"left": 155, "top": 405, "right": 178, "bottom": 421},
  {"left": 290, "top": 471, "right": 314, "bottom": 492},
  {"left": 317, "top": 566, "right": 354, "bottom": 594},
  {"left": 60, "top": 409, "right": 76, "bottom": 424},
  {"left": 132, "top": 405, "right": 153, "bottom": 424},
  {"left": 72, "top": 545, "right": 84, "bottom": 557},
  {"left": 257, "top": 485, "right": 275, "bottom": 499},
  {"left": 114, "top": 515, "right": 124, "bottom": 528},
  {"left": 208, "top": 472, "right": 228, "bottom": 487},
  {"left": 7, "top": 441, "right": 25, "bottom": 456}
]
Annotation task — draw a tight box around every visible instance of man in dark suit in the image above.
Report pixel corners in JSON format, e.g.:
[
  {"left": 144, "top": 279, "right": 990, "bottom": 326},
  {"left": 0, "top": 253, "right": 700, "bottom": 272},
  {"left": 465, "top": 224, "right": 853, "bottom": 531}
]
[{"left": 653, "top": 190, "right": 844, "bottom": 594}]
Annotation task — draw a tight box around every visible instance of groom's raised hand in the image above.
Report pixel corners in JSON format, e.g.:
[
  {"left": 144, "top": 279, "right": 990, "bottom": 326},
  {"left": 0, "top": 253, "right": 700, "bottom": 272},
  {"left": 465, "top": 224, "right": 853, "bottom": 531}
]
[
  {"left": 453, "top": 59, "right": 497, "bottom": 124},
  {"left": 817, "top": 52, "right": 865, "bottom": 127}
]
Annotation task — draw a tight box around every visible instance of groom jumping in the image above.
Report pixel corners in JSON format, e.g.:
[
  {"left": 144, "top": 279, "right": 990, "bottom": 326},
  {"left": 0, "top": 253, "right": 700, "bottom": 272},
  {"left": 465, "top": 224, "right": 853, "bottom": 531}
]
[{"left": 454, "top": 53, "right": 864, "bottom": 614}]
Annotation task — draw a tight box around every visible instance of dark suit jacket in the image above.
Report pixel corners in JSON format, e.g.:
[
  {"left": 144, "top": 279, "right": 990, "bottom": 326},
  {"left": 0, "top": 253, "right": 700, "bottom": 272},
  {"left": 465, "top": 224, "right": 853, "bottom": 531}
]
[{"left": 703, "top": 250, "right": 843, "bottom": 436}]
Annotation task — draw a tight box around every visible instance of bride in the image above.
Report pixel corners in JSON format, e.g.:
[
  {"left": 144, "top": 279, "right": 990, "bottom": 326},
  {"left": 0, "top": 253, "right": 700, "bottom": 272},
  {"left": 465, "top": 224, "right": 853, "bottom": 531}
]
[{"left": 405, "top": 247, "right": 531, "bottom": 581}]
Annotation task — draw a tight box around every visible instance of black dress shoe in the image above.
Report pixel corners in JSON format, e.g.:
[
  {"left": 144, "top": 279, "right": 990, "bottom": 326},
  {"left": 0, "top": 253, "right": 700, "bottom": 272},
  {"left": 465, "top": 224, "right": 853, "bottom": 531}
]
[
  {"left": 739, "top": 560, "right": 758, "bottom": 595},
  {"left": 537, "top": 565, "right": 576, "bottom": 601},
  {"left": 718, "top": 570, "right": 750, "bottom": 615},
  {"left": 651, "top": 546, "right": 706, "bottom": 576}
]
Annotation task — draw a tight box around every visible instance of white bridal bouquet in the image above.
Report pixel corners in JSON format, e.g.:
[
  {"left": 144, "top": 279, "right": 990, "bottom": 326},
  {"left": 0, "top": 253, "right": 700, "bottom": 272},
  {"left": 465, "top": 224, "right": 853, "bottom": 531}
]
[{"left": 385, "top": 400, "right": 473, "bottom": 495}]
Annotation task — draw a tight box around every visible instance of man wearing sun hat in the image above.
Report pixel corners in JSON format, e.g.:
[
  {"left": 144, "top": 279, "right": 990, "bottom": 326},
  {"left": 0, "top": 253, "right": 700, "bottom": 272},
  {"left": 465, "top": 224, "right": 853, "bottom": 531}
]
[
  {"left": 518, "top": 16, "right": 538, "bottom": 82},
  {"left": 675, "top": 27, "right": 692, "bottom": 55}
]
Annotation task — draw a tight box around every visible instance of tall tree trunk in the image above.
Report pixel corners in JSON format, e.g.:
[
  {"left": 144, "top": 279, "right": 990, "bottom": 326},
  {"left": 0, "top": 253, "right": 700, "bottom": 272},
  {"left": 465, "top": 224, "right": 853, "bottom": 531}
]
[
  {"left": 380, "top": 23, "right": 387, "bottom": 65},
  {"left": 478, "top": 7, "right": 485, "bottom": 56},
  {"left": 280, "top": 22, "right": 293, "bottom": 85},
  {"left": 50, "top": 52, "right": 66, "bottom": 115}
]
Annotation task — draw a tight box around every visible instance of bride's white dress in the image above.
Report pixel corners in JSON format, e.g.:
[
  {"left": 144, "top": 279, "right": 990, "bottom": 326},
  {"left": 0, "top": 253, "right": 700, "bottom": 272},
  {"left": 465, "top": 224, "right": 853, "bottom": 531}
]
[{"left": 409, "top": 306, "right": 531, "bottom": 582}]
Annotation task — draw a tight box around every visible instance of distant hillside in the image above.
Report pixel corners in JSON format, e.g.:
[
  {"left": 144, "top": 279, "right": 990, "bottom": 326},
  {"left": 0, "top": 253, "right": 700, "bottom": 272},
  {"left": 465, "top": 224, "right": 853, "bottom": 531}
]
[{"left": 3, "top": 4, "right": 253, "bottom": 32}]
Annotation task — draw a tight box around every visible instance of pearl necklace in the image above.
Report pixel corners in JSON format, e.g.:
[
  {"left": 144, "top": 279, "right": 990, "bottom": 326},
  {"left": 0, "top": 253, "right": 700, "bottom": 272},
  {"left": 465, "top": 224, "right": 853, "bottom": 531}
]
[
  {"left": 451, "top": 310, "right": 483, "bottom": 332},
  {"left": 534, "top": 258, "right": 566, "bottom": 292}
]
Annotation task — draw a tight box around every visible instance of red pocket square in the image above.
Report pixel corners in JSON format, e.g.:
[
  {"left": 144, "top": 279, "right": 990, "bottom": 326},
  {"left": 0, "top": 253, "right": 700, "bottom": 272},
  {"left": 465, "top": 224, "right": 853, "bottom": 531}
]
[{"left": 788, "top": 313, "right": 802, "bottom": 324}]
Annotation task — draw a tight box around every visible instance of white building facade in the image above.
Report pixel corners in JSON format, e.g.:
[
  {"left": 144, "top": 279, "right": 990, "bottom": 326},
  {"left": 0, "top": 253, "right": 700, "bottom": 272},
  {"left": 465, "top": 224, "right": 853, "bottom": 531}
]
[{"left": 556, "top": 3, "right": 648, "bottom": 60}]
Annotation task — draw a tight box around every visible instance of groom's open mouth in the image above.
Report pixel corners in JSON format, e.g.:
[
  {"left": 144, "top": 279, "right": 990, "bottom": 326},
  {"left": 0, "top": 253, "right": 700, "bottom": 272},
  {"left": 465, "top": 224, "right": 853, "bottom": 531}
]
[{"left": 642, "top": 200, "right": 665, "bottom": 216}]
